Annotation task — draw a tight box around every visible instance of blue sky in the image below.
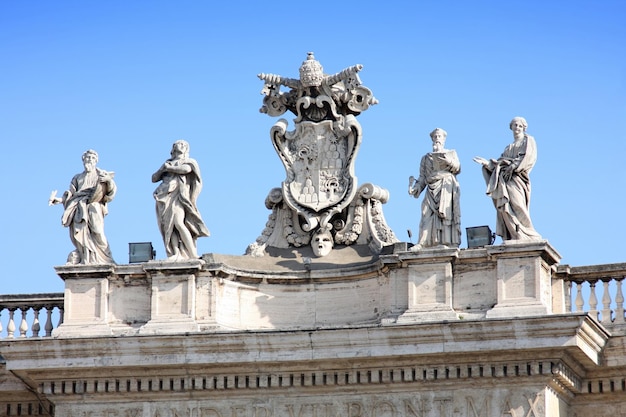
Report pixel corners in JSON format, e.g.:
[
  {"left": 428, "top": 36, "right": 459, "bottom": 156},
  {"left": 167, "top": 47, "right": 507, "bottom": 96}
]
[{"left": 1, "top": 1, "right": 625, "bottom": 295}]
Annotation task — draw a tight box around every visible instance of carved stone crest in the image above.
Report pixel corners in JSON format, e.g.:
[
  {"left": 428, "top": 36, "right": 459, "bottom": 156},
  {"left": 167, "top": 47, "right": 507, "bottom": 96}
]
[
  {"left": 272, "top": 118, "right": 360, "bottom": 232},
  {"left": 248, "top": 53, "right": 397, "bottom": 257}
]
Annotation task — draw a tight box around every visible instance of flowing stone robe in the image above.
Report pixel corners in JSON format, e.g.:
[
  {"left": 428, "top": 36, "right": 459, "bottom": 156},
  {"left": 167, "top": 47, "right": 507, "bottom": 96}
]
[
  {"left": 61, "top": 168, "right": 116, "bottom": 264},
  {"left": 481, "top": 134, "right": 541, "bottom": 241},
  {"left": 411, "top": 149, "right": 461, "bottom": 248},
  {"left": 153, "top": 157, "right": 210, "bottom": 259}
]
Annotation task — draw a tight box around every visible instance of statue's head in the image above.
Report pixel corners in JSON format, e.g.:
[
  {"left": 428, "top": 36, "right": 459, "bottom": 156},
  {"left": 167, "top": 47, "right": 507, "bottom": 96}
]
[
  {"left": 299, "top": 52, "right": 324, "bottom": 88},
  {"left": 171, "top": 140, "right": 190, "bottom": 159},
  {"left": 82, "top": 149, "right": 98, "bottom": 171},
  {"left": 429, "top": 128, "right": 447, "bottom": 152},
  {"left": 311, "top": 228, "right": 334, "bottom": 257},
  {"left": 509, "top": 117, "right": 528, "bottom": 131}
]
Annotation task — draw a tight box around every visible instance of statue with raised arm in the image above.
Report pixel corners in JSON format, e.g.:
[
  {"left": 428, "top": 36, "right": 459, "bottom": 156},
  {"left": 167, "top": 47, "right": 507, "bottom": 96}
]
[
  {"left": 473, "top": 117, "right": 541, "bottom": 242},
  {"left": 152, "top": 140, "right": 210, "bottom": 261},
  {"left": 408, "top": 128, "right": 461, "bottom": 250},
  {"left": 247, "top": 52, "right": 397, "bottom": 257},
  {"left": 49, "top": 149, "right": 116, "bottom": 265}
]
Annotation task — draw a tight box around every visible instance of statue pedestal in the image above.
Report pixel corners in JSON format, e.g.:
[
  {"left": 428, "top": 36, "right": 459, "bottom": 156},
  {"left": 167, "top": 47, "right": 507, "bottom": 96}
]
[
  {"left": 397, "top": 248, "right": 459, "bottom": 323},
  {"left": 52, "top": 264, "right": 115, "bottom": 337},
  {"left": 485, "top": 240, "right": 560, "bottom": 318},
  {"left": 139, "top": 260, "right": 204, "bottom": 334}
]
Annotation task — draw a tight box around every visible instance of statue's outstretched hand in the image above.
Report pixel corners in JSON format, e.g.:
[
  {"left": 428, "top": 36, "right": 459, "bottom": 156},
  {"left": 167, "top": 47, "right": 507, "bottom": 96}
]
[
  {"left": 473, "top": 156, "right": 488, "bottom": 166},
  {"left": 48, "top": 190, "right": 62, "bottom": 206},
  {"left": 408, "top": 176, "right": 416, "bottom": 195}
]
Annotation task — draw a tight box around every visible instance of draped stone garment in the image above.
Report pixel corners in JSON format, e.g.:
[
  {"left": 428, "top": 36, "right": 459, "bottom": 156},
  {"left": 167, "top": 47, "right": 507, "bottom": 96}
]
[
  {"left": 153, "top": 157, "right": 210, "bottom": 259},
  {"left": 411, "top": 149, "right": 461, "bottom": 248},
  {"left": 61, "top": 168, "right": 116, "bottom": 264},
  {"left": 481, "top": 135, "right": 541, "bottom": 241}
]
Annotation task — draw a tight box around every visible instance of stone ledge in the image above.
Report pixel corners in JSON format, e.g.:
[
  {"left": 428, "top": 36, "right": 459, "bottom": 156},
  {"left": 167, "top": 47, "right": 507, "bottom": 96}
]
[{"left": 2, "top": 314, "right": 608, "bottom": 372}]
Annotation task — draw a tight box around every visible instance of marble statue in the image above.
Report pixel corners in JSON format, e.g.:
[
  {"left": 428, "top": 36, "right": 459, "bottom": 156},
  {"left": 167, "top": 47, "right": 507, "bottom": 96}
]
[
  {"left": 248, "top": 52, "right": 397, "bottom": 257},
  {"left": 152, "top": 140, "right": 210, "bottom": 261},
  {"left": 473, "top": 117, "right": 541, "bottom": 241},
  {"left": 49, "top": 149, "right": 116, "bottom": 265},
  {"left": 408, "top": 128, "right": 461, "bottom": 250}
]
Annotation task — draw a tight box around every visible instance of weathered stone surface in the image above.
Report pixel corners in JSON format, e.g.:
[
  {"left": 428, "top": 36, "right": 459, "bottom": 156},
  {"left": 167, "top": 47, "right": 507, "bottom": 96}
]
[
  {"left": 2, "top": 241, "right": 625, "bottom": 415},
  {"left": 45, "top": 241, "right": 567, "bottom": 336},
  {"left": 0, "top": 315, "right": 612, "bottom": 417}
]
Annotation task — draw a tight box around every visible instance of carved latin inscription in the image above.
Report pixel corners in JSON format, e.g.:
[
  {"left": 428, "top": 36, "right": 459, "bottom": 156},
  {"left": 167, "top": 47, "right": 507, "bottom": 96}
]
[{"left": 62, "top": 390, "right": 547, "bottom": 417}]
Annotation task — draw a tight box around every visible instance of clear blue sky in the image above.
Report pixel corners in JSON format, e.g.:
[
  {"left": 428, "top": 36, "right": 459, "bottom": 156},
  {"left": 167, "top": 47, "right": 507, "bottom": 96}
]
[{"left": 1, "top": 1, "right": 625, "bottom": 295}]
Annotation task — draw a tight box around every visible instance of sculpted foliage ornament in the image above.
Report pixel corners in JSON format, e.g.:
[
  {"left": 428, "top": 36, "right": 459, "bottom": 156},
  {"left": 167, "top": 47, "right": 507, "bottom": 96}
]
[{"left": 248, "top": 53, "right": 397, "bottom": 257}]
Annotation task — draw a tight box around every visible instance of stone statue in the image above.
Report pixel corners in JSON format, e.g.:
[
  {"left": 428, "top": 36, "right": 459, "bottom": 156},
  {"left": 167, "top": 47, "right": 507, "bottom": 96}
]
[
  {"left": 247, "top": 52, "right": 397, "bottom": 257},
  {"left": 408, "top": 128, "right": 461, "bottom": 250},
  {"left": 152, "top": 140, "right": 210, "bottom": 261},
  {"left": 49, "top": 149, "right": 116, "bottom": 265},
  {"left": 473, "top": 117, "right": 541, "bottom": 241}
]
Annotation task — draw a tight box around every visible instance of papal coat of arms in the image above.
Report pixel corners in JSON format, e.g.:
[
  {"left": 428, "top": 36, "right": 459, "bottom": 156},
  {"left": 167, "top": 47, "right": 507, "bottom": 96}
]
[{"left": 248, "top": 53, "right": 397, "bottom": 257}]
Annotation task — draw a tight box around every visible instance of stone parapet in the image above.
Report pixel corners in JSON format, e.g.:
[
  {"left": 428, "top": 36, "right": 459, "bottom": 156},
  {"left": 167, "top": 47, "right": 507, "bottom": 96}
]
[{"left": 45, "top": 242, "right": 568, "bottom": 336}]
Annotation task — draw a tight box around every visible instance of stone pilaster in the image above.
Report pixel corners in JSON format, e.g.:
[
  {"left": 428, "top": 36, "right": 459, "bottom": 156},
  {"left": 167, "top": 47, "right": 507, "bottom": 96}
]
[
  {"left": 485, "top": 240, "right": 561, "bottom": 318},
  {"left": 139, "top": 259, "right": 205, "bottom": 334},
  {"left": 53, "top": 264, "right": 115, "bottom": 337},
  {"left": 396, "top": 247, "right": 459, "bottom": 322}
]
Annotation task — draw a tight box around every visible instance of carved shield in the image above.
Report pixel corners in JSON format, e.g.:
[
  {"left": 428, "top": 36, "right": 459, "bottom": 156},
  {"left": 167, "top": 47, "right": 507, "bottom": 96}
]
[{"left": 271, "top": 118, "right": 361, "bottom": 230}]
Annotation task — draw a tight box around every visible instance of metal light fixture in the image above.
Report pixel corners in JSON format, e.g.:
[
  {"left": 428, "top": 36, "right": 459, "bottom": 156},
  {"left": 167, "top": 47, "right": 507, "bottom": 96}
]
[
  {"left": 129, "top": 242, "right": 156, "bottom": 263},
  {"left": 466, "top": 226, "right": 495, "bottom": 248}
]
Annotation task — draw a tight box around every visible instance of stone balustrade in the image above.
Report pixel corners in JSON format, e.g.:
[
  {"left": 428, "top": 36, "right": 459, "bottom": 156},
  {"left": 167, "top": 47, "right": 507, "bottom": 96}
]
[
  {"left": 0, "top": 293, "right": 64, "bottom": 338},
  {"left": 554, "top": 263, "right": 626, "bottom": 334}
]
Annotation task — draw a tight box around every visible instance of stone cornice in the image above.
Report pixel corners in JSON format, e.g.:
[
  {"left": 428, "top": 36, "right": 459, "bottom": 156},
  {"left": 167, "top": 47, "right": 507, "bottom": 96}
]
[
  {"left": 484, "top": 240, "right": 561, "bottom": 265},
  {"left": 554, "top": 262, "right": 626, "bottom": 281},
  {"left": 54, "top": 263, "right": 116, "bottom": 279},
  {"left": 142, "top": 258, "right": 205, "bottom": 274},
  {"left": 1, "top": 315, "right": 607, "bottom": 374}
]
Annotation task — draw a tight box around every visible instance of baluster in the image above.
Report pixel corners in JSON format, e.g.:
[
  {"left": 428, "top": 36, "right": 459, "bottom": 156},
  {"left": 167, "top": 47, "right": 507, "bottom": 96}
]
[
  {"left": 19, "top": 307, "right": 29, "bottom": 338},
  {"left": 44, "top": 306, "right": 54, "bottom": 337},
  {"left": 601, "top": 279, "right": 613, "bottom": 324},
  {"left": 32, "top": 306, "right": 41, "bottom": 337},
  {"left": 7, "top": 308, "right": 16, "bottom": 339},
  {"left": 615, "top": 278, "right": 625, "bottom": 324},
  {"left": 588, "top": 280, "right": 599, "bottom": 321},
  {"left": 574, "top": 282, "right": 584, "bottom": 312},
  {"left": 565, "top": 281, "right": 572, "bottom": 312},
  {"left": 0, "top": 310, "right": 4, "bottom": 337},
  {"left": 58, "top": 306, "right": 64, "bottom": 326}
]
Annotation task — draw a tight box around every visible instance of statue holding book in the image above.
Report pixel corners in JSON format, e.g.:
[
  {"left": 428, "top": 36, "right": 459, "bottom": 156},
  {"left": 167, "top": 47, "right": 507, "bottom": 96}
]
[
  {"left": 49, "top": 149, "right": 116, "bottom": 265},
  {"left": 408, "top": 128, "right": 461, "bottom": 250}
]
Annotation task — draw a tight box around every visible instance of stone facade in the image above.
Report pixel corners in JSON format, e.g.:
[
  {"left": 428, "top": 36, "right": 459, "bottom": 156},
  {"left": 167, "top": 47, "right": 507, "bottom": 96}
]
[{"left": 1, "top": 241, "right": 625, "bottom": 416}]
